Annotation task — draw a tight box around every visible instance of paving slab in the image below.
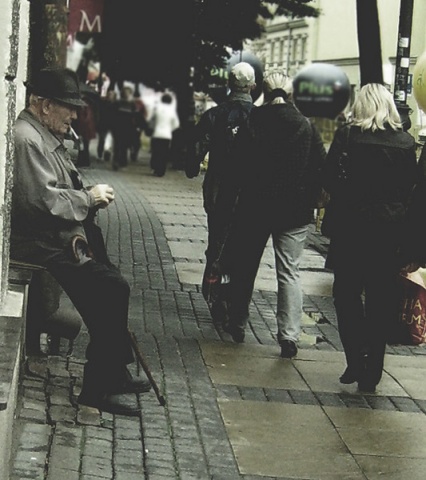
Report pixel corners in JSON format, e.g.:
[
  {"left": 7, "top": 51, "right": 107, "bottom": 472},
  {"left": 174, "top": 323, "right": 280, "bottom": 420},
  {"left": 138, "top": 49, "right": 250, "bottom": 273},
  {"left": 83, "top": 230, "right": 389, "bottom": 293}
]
[
  {"left": 11, "top": 155, "right": 426, "bottom": 480},
  {"left": 168, "top": 241, "right": 206, "bottom": 261},
  {"left": 219, "top": 400, "right": 364, "bottom": 479},
  {"left": 326, "top": 406, "right": 426, "bottom": 457},
  {"left": 354, "top": 455, "right": 426, "bottom": 480}
]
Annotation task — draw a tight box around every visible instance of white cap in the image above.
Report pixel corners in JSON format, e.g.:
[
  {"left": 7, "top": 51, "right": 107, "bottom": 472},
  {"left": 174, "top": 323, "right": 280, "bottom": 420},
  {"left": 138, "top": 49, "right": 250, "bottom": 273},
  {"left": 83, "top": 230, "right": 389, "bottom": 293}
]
[{"left": 230, "top": 62, "right": 256, "bottom": 88}]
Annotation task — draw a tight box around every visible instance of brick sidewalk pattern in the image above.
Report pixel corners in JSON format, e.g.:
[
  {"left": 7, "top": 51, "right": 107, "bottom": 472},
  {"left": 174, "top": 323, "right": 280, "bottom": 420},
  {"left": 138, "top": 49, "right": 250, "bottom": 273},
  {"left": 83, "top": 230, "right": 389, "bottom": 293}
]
[{"left": 10, "top": 152, "right": 426, "bottom": 480}]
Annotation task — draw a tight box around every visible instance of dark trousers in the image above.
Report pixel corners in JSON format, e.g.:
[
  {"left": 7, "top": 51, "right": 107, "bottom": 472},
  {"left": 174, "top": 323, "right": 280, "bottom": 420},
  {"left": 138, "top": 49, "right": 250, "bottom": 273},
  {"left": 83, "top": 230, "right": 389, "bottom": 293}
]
[
  {"left": 113, "top": 138, "right": 129, "bottom": 168},
  {"left": 150, "top": 138, "right": 171, "bottom": 176},
  {"left": 204, "top": 187, "right": 241, "bottom": 309},
  {"left": 97, "top": 129, "right": 107, "bottom": 158},
  {"left": 331, "top": 224, "right": 402, "bottom": 385},
  {"left": 227, "top": 210, "right": 270, "bottom": 328},
  {"left": 46, "top": 254, "right": 134, "bottom": 381}
]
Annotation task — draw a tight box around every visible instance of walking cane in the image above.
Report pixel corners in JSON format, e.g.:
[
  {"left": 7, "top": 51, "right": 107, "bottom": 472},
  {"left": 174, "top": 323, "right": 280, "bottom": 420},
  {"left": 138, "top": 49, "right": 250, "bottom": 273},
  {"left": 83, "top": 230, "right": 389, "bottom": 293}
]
[{"left": 128, "top": 330, "right": 166, "bottom": 407}]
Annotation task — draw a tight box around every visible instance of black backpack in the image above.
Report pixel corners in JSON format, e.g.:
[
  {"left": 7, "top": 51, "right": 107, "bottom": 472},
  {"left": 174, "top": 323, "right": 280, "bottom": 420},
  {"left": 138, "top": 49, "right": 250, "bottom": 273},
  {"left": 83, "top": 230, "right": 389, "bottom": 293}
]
[{"left": 211, "top": 102, "right": 252, "bottom": 167}]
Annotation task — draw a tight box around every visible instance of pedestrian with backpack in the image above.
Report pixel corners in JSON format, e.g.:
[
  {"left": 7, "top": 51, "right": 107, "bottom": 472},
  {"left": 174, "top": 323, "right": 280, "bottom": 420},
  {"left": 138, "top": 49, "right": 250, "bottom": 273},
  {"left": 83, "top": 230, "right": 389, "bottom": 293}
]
[
  {"left": 185, "top": 62, "right": 257, "bottom": 325},
  {"left": 224, "top": 71, "right": 326, "bottom": 352}
]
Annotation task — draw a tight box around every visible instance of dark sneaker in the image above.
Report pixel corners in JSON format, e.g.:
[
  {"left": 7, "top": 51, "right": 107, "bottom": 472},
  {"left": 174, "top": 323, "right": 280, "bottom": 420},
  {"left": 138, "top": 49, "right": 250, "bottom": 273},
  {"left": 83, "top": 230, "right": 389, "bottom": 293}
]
[
  {"left": 107, "top": 367, "right": 151, "bottom": 395},
  {"left": 222, "top": 321, "right": 245, "bottom": 343},
  {"left": 280, "top": 340, "right": 298, "bottom": 358},
  {"left": 339, "top": 367, "right": 359, "bottom": 384},
  {"left": 78, "top": 392, "right": 141, "bottom": 417},
  {"left": 357, "top": 382, "right": 376, "bottom": 394}
]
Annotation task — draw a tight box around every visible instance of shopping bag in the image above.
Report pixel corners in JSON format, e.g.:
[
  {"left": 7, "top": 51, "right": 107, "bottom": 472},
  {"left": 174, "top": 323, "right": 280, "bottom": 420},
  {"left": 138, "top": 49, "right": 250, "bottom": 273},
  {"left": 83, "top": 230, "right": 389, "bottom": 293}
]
[
  {"left": 201, "top": 261, "right": 222, "bottom": 307},
  {"left": 398, "top": 269, "right": 426, "bottom": 345}
]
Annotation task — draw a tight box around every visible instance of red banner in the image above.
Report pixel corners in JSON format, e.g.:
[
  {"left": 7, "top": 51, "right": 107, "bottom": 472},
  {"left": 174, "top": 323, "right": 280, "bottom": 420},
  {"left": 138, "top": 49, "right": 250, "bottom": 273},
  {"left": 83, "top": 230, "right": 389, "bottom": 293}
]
[{"left": 68, "top": 0, "right": 104, "bottom": 37}]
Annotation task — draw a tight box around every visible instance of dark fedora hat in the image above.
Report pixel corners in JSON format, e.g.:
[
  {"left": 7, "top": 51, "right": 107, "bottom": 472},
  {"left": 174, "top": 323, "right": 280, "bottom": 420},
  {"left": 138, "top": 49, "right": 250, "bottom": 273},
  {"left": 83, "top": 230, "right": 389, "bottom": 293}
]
[{"left": 26, "top": 68, "right": 86, "bottom": 107}]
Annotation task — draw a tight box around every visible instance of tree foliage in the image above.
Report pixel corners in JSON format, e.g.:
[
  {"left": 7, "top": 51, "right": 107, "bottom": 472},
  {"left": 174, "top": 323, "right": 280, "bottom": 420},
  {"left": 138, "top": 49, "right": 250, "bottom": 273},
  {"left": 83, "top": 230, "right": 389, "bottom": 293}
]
[{"left": 101, "top": 0, "right": 320, "bottom": 91}]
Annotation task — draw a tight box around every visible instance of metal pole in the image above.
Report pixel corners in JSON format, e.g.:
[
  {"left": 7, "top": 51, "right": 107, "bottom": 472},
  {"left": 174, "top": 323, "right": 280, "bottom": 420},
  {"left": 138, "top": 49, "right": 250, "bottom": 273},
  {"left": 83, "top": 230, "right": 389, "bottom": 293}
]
[{"left": 393, "top": 0, "right": 414, "bottom": 130}]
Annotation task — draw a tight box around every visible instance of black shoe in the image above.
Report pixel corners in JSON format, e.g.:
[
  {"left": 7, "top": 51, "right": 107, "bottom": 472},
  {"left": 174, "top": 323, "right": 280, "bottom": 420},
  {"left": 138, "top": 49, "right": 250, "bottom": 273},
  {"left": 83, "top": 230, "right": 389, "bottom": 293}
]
[
  {"left": 358, "top": 381, "right": 376, "bottom": 394},
  {"left": 222, "top": 321, "right": 245, "bottom": 343},
  {"left": 280, "top": 340, "right": 298, "bottom": 358},
  {"left": 339, "top": 367, "right": 359, "bottom": 384},
  {"left": 106, "top": 367, "right": 151, "bottom": 395},
  {"left": 78, "top": 392, "right": 141, "bottom": 416}
]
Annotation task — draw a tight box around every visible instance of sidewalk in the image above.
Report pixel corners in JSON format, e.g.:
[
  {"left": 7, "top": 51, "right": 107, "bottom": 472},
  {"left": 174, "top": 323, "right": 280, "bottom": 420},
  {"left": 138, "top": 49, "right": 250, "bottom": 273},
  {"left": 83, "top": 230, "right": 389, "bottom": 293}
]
[{"left": 10, "top": 148, "right": 426, "bottom": 480}]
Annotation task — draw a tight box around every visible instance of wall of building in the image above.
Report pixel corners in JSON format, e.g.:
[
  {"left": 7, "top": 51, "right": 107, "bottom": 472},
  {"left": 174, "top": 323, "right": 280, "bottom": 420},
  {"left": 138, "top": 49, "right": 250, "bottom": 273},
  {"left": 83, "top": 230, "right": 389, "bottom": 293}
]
[
  {"left": 0, "top": 2, "right": 30, "bottom": 474},
  {"left": 249, "top": 0, "right": 426, "bottom": 141},
  {"left": 0, "top": 0, "right": 29, "bottom": 305},
  {"left": 310, "top": 0, "right": 360, "bottom": 64}
]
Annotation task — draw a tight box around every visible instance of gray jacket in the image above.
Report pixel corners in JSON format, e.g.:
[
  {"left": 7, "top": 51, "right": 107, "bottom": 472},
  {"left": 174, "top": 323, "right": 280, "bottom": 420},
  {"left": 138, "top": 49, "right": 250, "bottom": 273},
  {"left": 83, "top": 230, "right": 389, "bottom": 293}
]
[{"left": 11, "top": 109, "right": 96, "bottom": 264}]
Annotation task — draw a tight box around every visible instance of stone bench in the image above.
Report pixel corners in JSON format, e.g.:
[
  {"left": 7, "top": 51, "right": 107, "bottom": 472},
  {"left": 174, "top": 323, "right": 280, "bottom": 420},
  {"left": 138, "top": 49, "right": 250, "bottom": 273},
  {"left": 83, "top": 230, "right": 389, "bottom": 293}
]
[
  {"left": 10, "top": 261, "right": 83, "bottom": 356},
  {"left": 0, "top": 263, "right": 82, "bottom": 477}
]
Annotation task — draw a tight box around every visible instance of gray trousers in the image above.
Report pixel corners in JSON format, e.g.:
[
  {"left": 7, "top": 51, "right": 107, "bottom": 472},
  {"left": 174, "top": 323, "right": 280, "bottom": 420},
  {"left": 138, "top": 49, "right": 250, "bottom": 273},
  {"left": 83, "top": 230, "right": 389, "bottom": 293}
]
[{"left": 229, "top": 220, "right": 308, "bottom": 344}]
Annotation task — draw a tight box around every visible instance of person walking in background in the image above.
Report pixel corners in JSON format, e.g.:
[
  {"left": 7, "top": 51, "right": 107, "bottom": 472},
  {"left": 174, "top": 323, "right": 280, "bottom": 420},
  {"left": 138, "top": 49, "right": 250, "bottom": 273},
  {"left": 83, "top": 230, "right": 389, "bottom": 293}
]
[
  {"left": 73, "top": 83, "right": 99, "bottom": 167},
  {"left": 321, "top": 83, "right": 418, "bottom": 393},
  {"left": 10, "top": 68, "right": 151, "bottom": 416},
  {"left": 131, "top": 88, "right": 148, "bottom": 162},
  {"left": 96, "top": 89, "right": 117, "bottom": 162},
  {"left": 150, "top": 92, "right": 180, "bottom": 176},
  {"left": 224, "top": 71, "right": 326, "bottom": 354},
  {"left": 185, "top": 62, "right": 256, "bottom": 325},
  {"left": 111, "top": 86, "right": 138, "bottom": 171}
]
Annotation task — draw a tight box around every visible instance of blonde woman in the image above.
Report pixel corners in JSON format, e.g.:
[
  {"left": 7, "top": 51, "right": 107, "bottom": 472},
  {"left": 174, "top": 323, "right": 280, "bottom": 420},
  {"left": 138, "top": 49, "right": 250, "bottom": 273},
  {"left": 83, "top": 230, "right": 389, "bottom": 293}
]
[
  {"left": 322, "top": 83, "right": 418, "bottom": 393},
  {"left": 224, "top": 70, "right": 326, "bottom": 355}
]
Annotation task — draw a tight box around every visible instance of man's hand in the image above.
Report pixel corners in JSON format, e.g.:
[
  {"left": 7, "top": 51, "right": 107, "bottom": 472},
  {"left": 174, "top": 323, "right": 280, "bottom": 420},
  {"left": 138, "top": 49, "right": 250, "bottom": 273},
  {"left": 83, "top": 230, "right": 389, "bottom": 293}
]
[{"left": 89, "top": 184, "right": 115, "bottom": 208}]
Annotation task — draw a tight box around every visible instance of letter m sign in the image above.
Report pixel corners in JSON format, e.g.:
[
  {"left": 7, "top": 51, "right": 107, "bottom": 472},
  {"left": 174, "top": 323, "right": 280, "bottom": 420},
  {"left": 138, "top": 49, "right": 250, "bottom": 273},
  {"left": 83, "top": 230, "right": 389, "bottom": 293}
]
[{"left": 68, "top": 0, "right": 104, "bottom": 36}]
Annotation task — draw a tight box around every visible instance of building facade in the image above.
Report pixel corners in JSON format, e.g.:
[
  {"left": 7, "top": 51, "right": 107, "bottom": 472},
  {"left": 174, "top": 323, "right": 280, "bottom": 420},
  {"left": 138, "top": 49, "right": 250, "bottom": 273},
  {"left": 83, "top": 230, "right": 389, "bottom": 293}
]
[{"left": 247, "top": 0, "right": 426, "bottom": 142}]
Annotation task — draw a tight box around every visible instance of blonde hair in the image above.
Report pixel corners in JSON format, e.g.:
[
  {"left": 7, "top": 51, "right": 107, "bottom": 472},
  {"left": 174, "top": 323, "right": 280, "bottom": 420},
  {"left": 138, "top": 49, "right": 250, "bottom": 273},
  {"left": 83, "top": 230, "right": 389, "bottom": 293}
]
[
  {"left": 351, "top": 83, "right": 402, "bottom": 132},
  {"left": 263, "top": 71, "right": 293, "bottom": 105}
]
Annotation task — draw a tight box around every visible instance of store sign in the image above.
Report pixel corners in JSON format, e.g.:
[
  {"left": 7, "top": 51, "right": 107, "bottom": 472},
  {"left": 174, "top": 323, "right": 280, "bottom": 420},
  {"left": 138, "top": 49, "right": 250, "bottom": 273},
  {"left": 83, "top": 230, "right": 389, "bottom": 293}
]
[{"left": 68, "top": 0, "right": 104, "bottom": 38}]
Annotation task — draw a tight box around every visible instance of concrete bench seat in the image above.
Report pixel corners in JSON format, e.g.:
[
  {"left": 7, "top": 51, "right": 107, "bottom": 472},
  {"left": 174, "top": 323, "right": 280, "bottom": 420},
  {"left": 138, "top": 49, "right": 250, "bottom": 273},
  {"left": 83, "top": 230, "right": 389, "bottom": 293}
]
[{"left": 9, "top": 261, "right": 83, "bottom": 356}]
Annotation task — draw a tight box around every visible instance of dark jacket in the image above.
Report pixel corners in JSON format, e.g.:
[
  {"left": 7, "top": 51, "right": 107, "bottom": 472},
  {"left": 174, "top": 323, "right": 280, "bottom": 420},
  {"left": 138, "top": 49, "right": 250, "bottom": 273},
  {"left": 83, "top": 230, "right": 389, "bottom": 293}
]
[
  {"left": 322, "top": 124, "right": 417, "bottom": 231},
  {"left": 186, "top": 92, "right": 253, "bottom": 214},
  {"left": 401, "top": 144, "right": 426, "bottom": 265},
  {"left": 237, "top": 102, "right": 326, "bottom": 230}
]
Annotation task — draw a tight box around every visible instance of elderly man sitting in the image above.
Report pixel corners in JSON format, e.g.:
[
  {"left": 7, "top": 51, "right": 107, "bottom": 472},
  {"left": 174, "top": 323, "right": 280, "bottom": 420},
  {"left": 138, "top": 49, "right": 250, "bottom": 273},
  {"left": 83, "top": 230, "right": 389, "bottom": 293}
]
[{"left": 11, "top": 67, "right": 150, "bottom": 416}]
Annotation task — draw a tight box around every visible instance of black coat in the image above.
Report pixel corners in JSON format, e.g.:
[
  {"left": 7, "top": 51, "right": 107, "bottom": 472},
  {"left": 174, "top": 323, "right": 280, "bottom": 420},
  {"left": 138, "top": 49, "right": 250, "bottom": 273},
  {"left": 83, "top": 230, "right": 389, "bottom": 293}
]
[
  {"left": 402, "top": 144, "right": 426, "bottom": 265},
  {"left": 322, "top": 124, "right": 417, "bottom": 230},
  {"left": 322, "top": 124, "right": 418, "bottom": 270},
  {"left": 237, "top": 102, "right": 326, "bottom": 230}
]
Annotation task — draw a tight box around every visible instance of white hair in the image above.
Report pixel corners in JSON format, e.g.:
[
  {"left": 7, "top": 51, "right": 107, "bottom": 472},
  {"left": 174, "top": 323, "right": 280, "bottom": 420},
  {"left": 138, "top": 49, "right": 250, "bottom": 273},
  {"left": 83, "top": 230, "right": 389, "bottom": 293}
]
[
  {"left": 262, "top": 71, "right": 293, "bottom": 104},
  {"left": 351, "top": 83, "right": 402, "bottom": 132}
]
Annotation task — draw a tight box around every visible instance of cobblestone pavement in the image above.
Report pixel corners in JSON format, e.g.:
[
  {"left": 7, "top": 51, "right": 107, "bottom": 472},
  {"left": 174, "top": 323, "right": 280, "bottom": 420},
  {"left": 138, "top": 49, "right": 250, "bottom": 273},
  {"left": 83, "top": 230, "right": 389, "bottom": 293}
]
[{"left": 10, "top": 149, "right": 426, "bottom": 480}]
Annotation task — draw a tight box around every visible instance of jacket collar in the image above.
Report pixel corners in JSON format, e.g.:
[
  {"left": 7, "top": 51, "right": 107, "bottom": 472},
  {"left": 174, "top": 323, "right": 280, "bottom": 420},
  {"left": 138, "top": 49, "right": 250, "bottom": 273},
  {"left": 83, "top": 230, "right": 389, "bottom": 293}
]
[
  {"left": 18, "top": 109, "right": 63, "bottom": 153},
  {"left": 228, "top": 91, "right": 253, "bottom": 103}
]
